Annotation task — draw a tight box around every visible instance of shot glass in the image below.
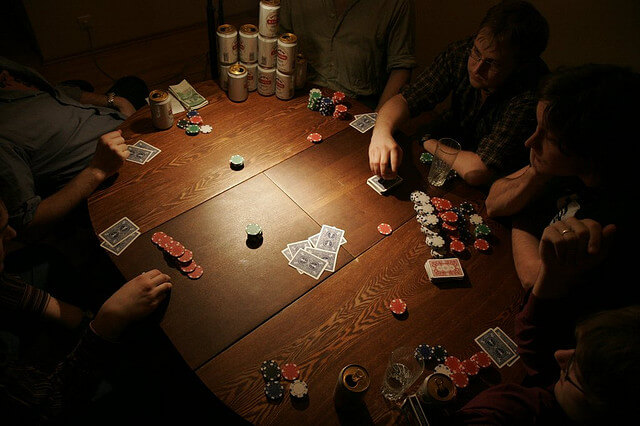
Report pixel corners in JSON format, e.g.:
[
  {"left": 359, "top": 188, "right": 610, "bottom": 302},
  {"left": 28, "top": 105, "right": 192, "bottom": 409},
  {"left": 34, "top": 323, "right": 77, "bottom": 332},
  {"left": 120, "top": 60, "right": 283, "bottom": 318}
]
[
  {"left": 427, "top": 138, "right": 461, "bottom": 187},
  {"left": 381, "top": 346, "right": 424, "bottom": 401}
]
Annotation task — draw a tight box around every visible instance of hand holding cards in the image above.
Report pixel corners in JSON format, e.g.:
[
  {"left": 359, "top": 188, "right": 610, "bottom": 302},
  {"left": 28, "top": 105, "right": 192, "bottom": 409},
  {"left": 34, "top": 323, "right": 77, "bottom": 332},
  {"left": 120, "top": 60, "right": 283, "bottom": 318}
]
[
  {"left": 126, "top": 140, "right": 161, "bottom": 164},
  {"left": 367, "top": 174, "right": 403, "bottom": 195}
]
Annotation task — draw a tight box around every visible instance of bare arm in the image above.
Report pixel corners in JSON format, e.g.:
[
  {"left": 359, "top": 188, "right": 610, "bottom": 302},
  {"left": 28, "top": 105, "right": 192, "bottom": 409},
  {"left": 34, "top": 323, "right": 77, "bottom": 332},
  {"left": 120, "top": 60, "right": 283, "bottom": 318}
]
[
  {"left": 376, "top": 69, "right": 411, "bottom": 111},
  {"left": 512, "top": 226, "right": 542, "bottom": 290},
  {"left": 79, "top": 91, "right": 136, "bottom": 118},
  {"left": 485, "top": 165, "right": 551, "bottom": 218},
  {"left": 422, "top": 138, "right": 494, "bottom": 186}
]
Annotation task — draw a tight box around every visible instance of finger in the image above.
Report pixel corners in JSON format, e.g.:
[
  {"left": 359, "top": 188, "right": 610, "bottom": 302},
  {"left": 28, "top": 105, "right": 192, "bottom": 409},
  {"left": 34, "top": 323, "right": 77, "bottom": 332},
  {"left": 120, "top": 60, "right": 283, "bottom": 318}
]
[
  {"left": 565, "top": 218, "right": 589, "bottom": 263},
  {"left": 379, "top": 156, "right": 389, "bottom": 179},
  {"left": 547, "top": 224, "right": 568, "bottom": 263},
  {"left": 146, "top": 269, "right": 162, "bottom": 278},
  {"left": 581, "top": 219, "right": 603, "bottom": 255},
  {"left": 151, "top": 282, "right": 172, "bottom": 298},
  {"left": 390, "top": 147, "right": 401, "bottom": 175},
  {"left": 599, "top": 224, "right": 617, "bottom": 255},
  {"left": 149, "top": 272, "right": 171, "bottom": 285}
]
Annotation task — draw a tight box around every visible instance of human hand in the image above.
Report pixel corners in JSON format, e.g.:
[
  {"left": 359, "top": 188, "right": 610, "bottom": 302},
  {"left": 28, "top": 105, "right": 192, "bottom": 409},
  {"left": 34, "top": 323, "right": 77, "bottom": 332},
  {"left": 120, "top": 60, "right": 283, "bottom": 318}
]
[
  {"left": 91, "top": 269, "right": 172, "bottom": 341},
  {"left": 369, "top": 129, "right": 403, "bottom": 180},
  {"left": 113, "top": 96, "right": 136, "bottom": 117},
  {"left": 89, "top": 130, "right": 129, "bottom": 181}
]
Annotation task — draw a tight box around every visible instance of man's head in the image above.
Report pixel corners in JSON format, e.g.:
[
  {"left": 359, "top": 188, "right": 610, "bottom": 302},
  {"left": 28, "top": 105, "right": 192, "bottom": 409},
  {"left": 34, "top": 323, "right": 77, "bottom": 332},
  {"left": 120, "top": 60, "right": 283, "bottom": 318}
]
[
  {"left": 0, "top": 198, "right": 17, "bottom": 273},
  {"left": 468, "top": 0, "right": 548, "bottom": 92},
  {"left": 554, "top": 305, "right": 640, "bottom": 424},
  {"left": 525, "top": 65, "right": 640, "bottom": 185}
]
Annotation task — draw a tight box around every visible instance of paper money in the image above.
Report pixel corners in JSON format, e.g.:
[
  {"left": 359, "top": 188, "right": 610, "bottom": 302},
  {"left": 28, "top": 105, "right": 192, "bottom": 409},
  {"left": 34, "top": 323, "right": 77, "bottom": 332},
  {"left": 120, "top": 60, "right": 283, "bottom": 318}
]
[{"left": 168, "top": 79, "right": 208, "bottom": 110}]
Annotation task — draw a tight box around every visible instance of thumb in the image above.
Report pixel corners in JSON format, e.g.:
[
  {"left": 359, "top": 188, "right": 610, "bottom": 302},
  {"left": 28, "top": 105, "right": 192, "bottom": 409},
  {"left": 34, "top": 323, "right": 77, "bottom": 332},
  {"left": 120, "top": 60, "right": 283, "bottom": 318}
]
[{"left": 600, "top": 224, "right": 616, "bottom": 254}]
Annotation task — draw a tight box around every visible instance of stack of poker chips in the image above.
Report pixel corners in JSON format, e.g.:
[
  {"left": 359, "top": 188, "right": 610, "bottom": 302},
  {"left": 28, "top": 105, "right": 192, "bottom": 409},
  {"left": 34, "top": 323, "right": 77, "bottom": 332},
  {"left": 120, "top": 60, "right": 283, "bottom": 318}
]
[
  {"left": 415, "top": 345, "right": 493, "bottom": 390},
  {"left": 150, "top": 231, "right": 204, "bottom": 279},
  {"left": 260, "top": 359, "right": 309, "bottom": 401},
  {"left": 318, "top": 97, "right": 335, "bottom": 116},
  {"left": 307, "top": 88, "right": 322, "bottom": 111},
  {"left": 333, "top": 104, "right": 348, "bottom": 119},
  {"left": 331, "top": 91, "right": 346, "bottom": 105},
  {"left": 176, "top": 110, "right": 212, "bottom": 136}
]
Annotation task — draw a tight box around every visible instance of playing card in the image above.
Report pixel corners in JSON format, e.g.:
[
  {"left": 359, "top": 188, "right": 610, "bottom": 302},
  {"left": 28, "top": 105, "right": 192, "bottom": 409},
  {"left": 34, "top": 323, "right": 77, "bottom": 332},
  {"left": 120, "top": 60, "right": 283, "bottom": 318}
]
[
  {"left": 349, "top": 115, "right": 375, "bottom": 133},
  {"left": 288, "top": 249, "right": 328, "bottom": 279},
  {"left": 281, "top": 247, "right": 293, "bottom": 261},
  {"left": 474, "top": 329, "right": 518, "bottom": 368},
  {"left": 367, "top": 178, "right": 384, "bottom": 195},
  {"left": 368, "top": 175, "right": 403, "bottom": 194},
  {"left": 493, "top": 327, "right": 520, "bottom": 366},
  {"left": 366, "top": 112, "right": 378, "bottom": 121},
  {"left": 133, "top": 140, "right": 161, "bottom": 162},
  {"left": 287, "top": 240, "right": 311, "bottom": 257},
  {"left": 99, "top": 217, "right": 139, "bottom": 246},
  {"left": 316, "top": 225, "right": 345, "bottom": 253},
  {"left": 309, "top": 233, "right": 346, "bottom": 247},
  {"left": 100, "top": 231, "right": 140, "bottom": 256},
  {"left": 305, "top": 247, "right": 338, "bottom": 272},
  {"left": 126, "top": 145, "right": 154, "bottom": 164},
  {"left": 425, "top": 258, "right": 464, "bottom": 280}
]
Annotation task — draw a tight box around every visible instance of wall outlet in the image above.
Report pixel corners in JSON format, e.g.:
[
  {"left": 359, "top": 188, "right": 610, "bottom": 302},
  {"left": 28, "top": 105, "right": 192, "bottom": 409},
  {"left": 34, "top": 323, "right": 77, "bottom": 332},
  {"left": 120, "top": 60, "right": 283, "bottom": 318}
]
[{"left": 77, "top": 15, "right": 92, "bottom": 30}]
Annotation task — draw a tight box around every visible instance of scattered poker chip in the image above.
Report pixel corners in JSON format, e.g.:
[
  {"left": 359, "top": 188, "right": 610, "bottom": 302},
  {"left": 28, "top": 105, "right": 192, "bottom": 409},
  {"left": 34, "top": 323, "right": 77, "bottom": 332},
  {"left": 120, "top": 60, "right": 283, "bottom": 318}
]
[
  {"left": 185, "top": 124, "right": 200, "bottom": 135},
  {"left": 264, "top": 380, "right": 284, "bottom": 401},
  {"left": 166, "top": 241, "right": 186, "bottom": 258},
  {"left": 332, "top": 104, "right": 348, "bottom": 119},
  {"left": 331, "top": 91, "right": 346, "bottom": 104},
  {"left": 281, "top": 363, "right": 300, "bottom": 381},
  {"left": 246, "top": 223, "right": 263, "bottom": 238},
  {"left": 389, "top": 298, "right": 407, "bottom": 315},
  {"left": 378, "top": 223, "right": 393, "bottom": 235},
  {"left": 261, "top": 360, "right": 281, "bottom": 381},
  {"left": 430, "top": 248, "right": 445, "bottom": 259},
  {"left": 474, "top": 223, "right": 491, "bottom": 237},
  {"left": 151, "top": 231, "right": 167, "bottom": 245},
  {"left": 186, "top": 110, "right": 200, "bottom": 118},
  {"left": 307, "top": 132, "right": 323, "bottom": 143},
  {"left": 426, "top": 235, "right": 445, "bottom": 248},
  {"left": 419, "top": 152, "right": 433, "bottom": 164},
  {"left": 177, "top": 119, "right": 189, "bottom": 129},
  {"left": 189, "top": 115, "right": 203, "bottom": 125},
  {"left": 471, "top": 351, "right": 492, "bottom": 368},
  {"left": 230, "top": 154, "right": 245, "bottom": 170},
  {"left": 450, "top": 239, "right": 466, "bottom": 254},
  {"left": 434, "top": 364, "right": 453, "bottom": 377},
  {"left": 431, "top": 197, "right": 452, "bottom": 211},
  {"left": 410, "top": 191, "right": 430, "bottom": 205},
  {"left": 415, "top": 344, "right": 434, "bottom": 363},
  {"left": 415, "top": 203, "right": 434, "bottom": 215},
  {"left": 177, "top": 249, "right": 193, "bottom": 264},
  {"left": 450, "top": 371, "right": 469, "bottom": 389},
  {"left": 439, "top": 211, "right": 459, "bottom": 223},
  {"left": 180, "top": 260, "right": 198, "bottom": 274},
  {"left": 187, "top": 265, "right": 204, "bottom": 280},
  {"left": 474, "top": 239, "right": 490, "bottom": 252},
  {"left": 432, "top": 345, "right": 448, "bottom": 363},
  {"left": 461, "top": 359, "right": 480, "bottom": 376},
  {"left": 200, "top": 124, "right": 212, "bottom": 134},
  {"left": 289, "top": 380, "right": 308, "bottom": 399},
  {"left": 442, "top": 222, "right": 457, "bottom": 232},
  {"left": 469, "top": 214, "right": 483, "bottom": 225},
  {"left": 445, "top": 356, "right": 463, "bottom": 373}
]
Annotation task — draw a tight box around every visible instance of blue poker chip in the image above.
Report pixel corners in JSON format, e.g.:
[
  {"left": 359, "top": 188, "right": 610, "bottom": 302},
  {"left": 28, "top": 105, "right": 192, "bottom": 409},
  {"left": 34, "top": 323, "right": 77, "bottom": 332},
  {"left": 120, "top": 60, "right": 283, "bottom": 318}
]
[
  {"left": 415, "top": 344, "right": 434, "bottom": 363},
  {"left": 186, "top": 110, "right": 200, "bottom": 117},
  {"left": 264, "top": 380, "right": 284, "bottom": 401},
  {"left": 432, "top": 345, "right": 448, "bottom": 363}
]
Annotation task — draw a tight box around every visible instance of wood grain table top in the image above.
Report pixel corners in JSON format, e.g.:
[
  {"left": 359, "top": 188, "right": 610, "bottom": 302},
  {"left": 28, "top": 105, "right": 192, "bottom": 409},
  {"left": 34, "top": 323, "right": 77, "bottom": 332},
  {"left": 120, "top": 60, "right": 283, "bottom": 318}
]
[{"left": 87, "top": 82, "right": 525, "bottom": 424}]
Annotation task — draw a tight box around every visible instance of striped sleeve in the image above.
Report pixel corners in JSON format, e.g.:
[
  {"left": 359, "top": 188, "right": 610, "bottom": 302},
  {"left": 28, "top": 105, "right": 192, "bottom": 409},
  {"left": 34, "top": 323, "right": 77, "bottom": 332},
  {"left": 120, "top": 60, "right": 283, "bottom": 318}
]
[{"left": 0, "top": 273, "right": 50, "bottom": 316}]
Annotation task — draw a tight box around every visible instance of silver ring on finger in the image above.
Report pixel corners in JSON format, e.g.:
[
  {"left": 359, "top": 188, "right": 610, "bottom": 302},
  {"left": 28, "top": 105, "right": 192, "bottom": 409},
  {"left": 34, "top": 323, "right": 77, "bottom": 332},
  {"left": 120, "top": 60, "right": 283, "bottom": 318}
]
[{"left": 561, "top": 228, "right": 574, "bottom": 236}]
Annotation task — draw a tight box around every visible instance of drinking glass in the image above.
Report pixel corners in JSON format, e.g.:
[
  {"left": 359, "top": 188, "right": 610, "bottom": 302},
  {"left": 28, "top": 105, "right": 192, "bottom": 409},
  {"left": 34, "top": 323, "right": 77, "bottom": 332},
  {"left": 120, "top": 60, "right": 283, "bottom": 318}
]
[
  {"left": 427, "top": 138, "right": 461, "bottom": 187},
  {"left": 381, "top": 346, "right": 424, "bottom": 401}
]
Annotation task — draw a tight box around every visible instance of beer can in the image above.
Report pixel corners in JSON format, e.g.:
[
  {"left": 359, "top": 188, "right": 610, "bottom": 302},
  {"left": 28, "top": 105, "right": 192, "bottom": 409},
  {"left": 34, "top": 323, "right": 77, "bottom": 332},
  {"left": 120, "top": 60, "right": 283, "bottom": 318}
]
[
  {"left": 334, "top": 364, "right": 370, "bottom": 410},
  {"left": 259, "top": 0, "right": 280, "bottom": 38},
  {"left": 294, "top": 53, "right": 307, "bottom": 89},
  {"left": 276, "top": 69, "right": 295, "bottom": 100},
  {"left": 227, "top": 64, "right": 248, "bottom": 102},
  {"left": 219, "top": 63, "right": 233, "bottom": 91},
  {"left": 149, "top": 89, "right": 173, "bottom": 130},
  {"left": 242, "top": 61, "right": 258, "bottom": 92},
  {"left": 239, "top": 24, "right": 258, "bottom": 63},
  {"left": 258, "top": 34, "right": 277, "bottom": 68},
  {"left": 257, "top": 65, "right": 276, "bottom": 96},
  {"left": 417, "top": 373, "right": 456, "bottom": 405},
  {"left": 277, "top": 33, "right": 297, "bottom": 74},
  {"left": 216, "top": 24, "right": 238, "bottom": 64}
]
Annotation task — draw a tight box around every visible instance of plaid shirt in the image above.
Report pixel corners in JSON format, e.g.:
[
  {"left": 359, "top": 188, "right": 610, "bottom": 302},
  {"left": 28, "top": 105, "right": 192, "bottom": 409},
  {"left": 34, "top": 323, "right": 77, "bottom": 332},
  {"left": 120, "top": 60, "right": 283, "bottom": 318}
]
[{"left": 402, "top": 37, "right": 548, "bottom": 175}]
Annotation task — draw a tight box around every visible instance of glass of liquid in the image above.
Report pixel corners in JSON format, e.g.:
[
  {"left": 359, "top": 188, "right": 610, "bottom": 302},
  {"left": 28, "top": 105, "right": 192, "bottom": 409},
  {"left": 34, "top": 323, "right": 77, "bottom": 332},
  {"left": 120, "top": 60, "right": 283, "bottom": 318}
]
[
  {"left": 427, "top": 138, "right": 461, "bottom": 187},
  {"left": 381, "top": 346, "right": 424, "bottom": 401}
]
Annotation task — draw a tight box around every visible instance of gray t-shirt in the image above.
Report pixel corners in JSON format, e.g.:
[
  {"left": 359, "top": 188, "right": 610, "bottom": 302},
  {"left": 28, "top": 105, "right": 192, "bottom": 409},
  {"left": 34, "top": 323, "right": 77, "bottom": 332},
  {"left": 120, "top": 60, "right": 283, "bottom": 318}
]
[{"left": 0, "top": 56, "right": 125, "bottom": 229}]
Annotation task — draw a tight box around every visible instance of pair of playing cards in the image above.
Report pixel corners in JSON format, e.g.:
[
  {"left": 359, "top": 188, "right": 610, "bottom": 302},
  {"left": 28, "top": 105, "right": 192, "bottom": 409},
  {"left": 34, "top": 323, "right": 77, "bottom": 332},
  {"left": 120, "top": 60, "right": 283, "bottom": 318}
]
[
  {"left": 349, "top": 112, "right": 377, "bottom": 133},
  {"left": 126, "top": 140, "right": 161, "bottom": 164},
  {"left": 282, "top": 225, "right": 347, "bottom": 279},
  {"left": 474, "top": 327, "right": 520, "bottom": 368},
  {"left": 367, "top": 174, "right": 403, "bottom": 195},
  {"left": 98, "top": 217, "right": 141, "bottom": 256},
  {"left": 424, "top": 258, "right": 464, "bottom": 281}
]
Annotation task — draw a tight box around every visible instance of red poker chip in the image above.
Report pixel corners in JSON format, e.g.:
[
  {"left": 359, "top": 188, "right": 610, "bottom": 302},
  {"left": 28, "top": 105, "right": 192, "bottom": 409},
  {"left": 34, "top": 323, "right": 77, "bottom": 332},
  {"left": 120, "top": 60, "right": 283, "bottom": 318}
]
[
  {"left": 151, "top": 231, "right": 167, "bottom": 245},
  {"left": 177, "top": 249, "right": 193, "bottom": 264},
  {"left": 451, "top": 372, "right": 469, "bottom": 388},
  {"left": 307, "top": 133, "right": 323, "bottom": 143},
  {"left": 167, "top": 241, "right": 186, "bottom": 258},
  {"left": 431, "top": 197, "right": 452, "bottom": 211},
  {"left": 450, "top": 239, "right": 465, "bottom": 253},
  {"left": 439, "top": 211, "right": 459, "bottom": 223},
  {"left": 159, "top": 235, "right": 174, "bottom": 249},
  {"left": 187, "top": 265, "right": 204, "bottom": 279},
  {"left": 331, "top": 91, "right": 346, "bottom": 104},
  {"left": 378, "top": 223, "right": 393, "bottom": 235},
  {"left": 281, "top": 363, "right": 300, "bottom": 381},
  {"left": 461, "top": 359, "right": 480, "bottom": 376},
  {"left": 189, "top": 115, "right": 203, "bottom": 124},
  {"left": 334, "top": 104, "right": 347, "bottom": 113},
  {"left": 471, "top": 351, "right": 492, "bottom": 368},
  {"left": 180, "top": 260, "right": 198, "bottom": 273},
  {"left": 442, "top": 222, "right": 457, "bottom": 232},
  {"left": 445, "top": 356, "right": 462, "bottom": 373},
  {"left": 389, "top": 298, "right": 407, "bottom": 315},
  {"left": 474, "top": 239, "right": 490, "bottom": 251}
]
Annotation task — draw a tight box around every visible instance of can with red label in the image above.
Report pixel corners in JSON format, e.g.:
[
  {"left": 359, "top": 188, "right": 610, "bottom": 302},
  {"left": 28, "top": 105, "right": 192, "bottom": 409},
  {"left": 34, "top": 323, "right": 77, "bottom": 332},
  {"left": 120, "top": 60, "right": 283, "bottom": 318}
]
[
  {"left": 227, "top": 64, "right": 248, "bottom": 102},
  {"left": 259, "top": 0, "right": 280, "bottom": 38},
  {"left": 295, "top": 53, "right": 307, "bottom": 89},
  {"left": 258, "top": 34, "right": 277, "bottom": 68},
  {"left": 149, "top": 89, "right": 173, "bottom": 130},
  {"left": 216, "top": 24, "right": 238, "bottom": 64},
  {"left": 242, "top": 61, "right": 258, "bottom": 91},
  {"left": 276, "top": 69, "right": 295, "bottom": 100},
  {"left": 277, "top": 33, "right": 297, "bottom": 74},
  {"left": 257, "top": 65, "right": 276, "bottom": 96},
  {"left": 239, "top": 24, "right": 258, "bottom": 63}
]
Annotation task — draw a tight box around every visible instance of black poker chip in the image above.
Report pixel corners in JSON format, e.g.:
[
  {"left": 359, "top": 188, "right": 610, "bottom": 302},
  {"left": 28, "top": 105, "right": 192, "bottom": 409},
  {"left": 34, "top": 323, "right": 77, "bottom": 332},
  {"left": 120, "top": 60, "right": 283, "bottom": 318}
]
[
  {"left": 264, "top": 380, "right": 284, "bottom": 401},
  {"left": 432, "top": 345, "right": 448, "bottom": 363},
  {"left": 459, "top": 202, "right": 476, "bottom": 215},
  {"left": 415, "top": 344, "right": 434, "bottom": 363},
  {"left": 260, "top": 360, "right": 281, "bottom": 381}
]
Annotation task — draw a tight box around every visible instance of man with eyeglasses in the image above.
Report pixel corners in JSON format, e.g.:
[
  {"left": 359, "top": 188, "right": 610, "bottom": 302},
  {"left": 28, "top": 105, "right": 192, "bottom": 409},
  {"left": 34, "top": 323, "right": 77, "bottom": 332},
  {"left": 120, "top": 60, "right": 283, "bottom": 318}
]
[{"left": 368, "top": 0, "right": 549, "bottom": 185}]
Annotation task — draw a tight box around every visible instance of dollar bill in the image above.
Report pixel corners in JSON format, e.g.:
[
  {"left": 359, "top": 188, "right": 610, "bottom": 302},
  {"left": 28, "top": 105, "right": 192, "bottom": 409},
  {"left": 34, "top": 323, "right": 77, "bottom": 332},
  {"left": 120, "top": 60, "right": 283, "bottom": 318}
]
[{"left": 168, "top": 79, "right": 208, "bottom": 110}]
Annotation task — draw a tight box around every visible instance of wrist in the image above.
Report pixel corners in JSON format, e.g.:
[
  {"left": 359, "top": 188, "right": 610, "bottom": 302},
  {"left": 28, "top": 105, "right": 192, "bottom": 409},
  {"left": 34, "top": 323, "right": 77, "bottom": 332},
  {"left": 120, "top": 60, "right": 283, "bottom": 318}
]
[
  {"left": 84, "top": 164, "right": 108, "bottom": 184},
  {"left": 91, "top": 311, "right": 125, "bottom": 342},
  {"left": 531, "top": 266, "right": 570, "bottom": 299}
]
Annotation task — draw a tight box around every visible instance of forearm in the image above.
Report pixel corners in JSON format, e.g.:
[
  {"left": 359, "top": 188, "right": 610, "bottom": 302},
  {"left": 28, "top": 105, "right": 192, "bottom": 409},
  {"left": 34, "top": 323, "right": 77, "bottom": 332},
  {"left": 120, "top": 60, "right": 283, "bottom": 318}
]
[
  {"left": 485, "top": 165, "right": 549, "bottom": 217},
  {"left": 512, "top": 226, "right": 542, "bottom": 290},
  {"left": 376, "top": 69, "right": 411, "bottom": 111},
  {"left": 79, "top": 91, "right": 133, "bottom": 117},
  {"left": 43, "top": 296, "right": 85, "bottom": 329},
  {"left": 373, "top": 93, "right": 411, "bottom": 137},
  {"left": 422, "top": 138, "right": 493, "bottom": 186}
]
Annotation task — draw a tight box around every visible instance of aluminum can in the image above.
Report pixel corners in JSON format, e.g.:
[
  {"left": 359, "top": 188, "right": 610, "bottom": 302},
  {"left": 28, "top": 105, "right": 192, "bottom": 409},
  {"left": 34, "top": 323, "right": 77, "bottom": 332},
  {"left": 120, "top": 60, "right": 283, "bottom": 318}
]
[
  {"left": 417, "top": 373, "right": 456, "bottom": 405},
  {"left": 258, "top": 34, "right": 277, "bottom": 68},
  {"left": 259, "top": 0, "right": 280, "bottom": 37},
  {"left": 216, "top": 24, "right": 238, "bottom": 64},
  {"left": 257, "top": 65, "right": 276, "bottom": 96},
  {"left": 276, "top": 69, "right": 295, "bottom": 100},
  {"left": 334, "top": 364, "right": 370, "bottom": 410},
  {"left": 227, "top": 64, "right": 248, "bottom": 102},
  {"left": 242, "top": 61, "right": 258, "bottom": 91},
  {"left": 219, "top": 63, "right": 232, "bottom": 91},
  {"left": 149, "top": 89, "right": 173, "bottom": 130},
  {"left": 239, "top": 24, "right": 258, "bottom": 63},
  {"left": 294, "top": 53, "right": 307, "bottom": 89},
  {"left": 276, "top": 33, "right": 297, "bottom": 74}
]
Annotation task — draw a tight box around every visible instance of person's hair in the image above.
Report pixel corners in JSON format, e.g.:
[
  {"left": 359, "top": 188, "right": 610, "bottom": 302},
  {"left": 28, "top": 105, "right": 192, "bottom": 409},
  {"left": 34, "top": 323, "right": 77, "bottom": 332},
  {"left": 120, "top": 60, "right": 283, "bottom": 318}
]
[
  {"left": 575, "top": 305, "right": 640, "bottom": 422},
  {"left": 478, "top": 0, "right": 549, "bottom": 62}
]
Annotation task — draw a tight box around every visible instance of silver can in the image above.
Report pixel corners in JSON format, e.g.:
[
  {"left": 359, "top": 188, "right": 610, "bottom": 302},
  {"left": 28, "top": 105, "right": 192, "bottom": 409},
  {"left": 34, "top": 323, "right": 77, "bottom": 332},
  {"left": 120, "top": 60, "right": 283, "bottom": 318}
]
[
  {"left": 258, "top": 34, "right": 277, "bottom": 68},
  {"left": 149, "top": 89, "right": 173, "bottom": 130},
  {"left": 239, "top": 24, "right": 258, "bottom": 63},
  {"left": 257, "top": 65, "right": 276, "bottom": 96},
  {"left": 294, "top": 53, "right": 307, "bottom": 89},
  {"left": 242, "top": 61, "right": 258, "bottom": 92},
  {"left": 334, "top": 364, "right": 370, "bottom": 410},
  {"left": 417, "top": 373, "right": 456, "bottom": 405},
  {"left": 219, "top": 63, "right": 232, "bottom": 91},
  {"left": 277, "top": 33, "right": 297, "bottom": 74},
  {"left": 258, "top": 0, "right": 280, "bottom": 38},
  {"left": 216, "top": 24, "right": 238, "bottom": 64},
  {"left": 227, "top": 64, "right": 248, "bottom": 102},
  {"left": 276, "top": 69, "right": 295, "bottom": 100}
]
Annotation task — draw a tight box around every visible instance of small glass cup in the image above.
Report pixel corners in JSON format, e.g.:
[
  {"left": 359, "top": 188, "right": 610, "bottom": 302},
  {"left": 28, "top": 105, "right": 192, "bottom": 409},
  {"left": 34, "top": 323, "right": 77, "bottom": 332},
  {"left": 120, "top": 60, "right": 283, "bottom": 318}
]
[
  {"left": 427, "top": 138, "right": 461, "bottom": 187},
  {"left": 381, "top": 346, "right": 424, "bottom": 401}
]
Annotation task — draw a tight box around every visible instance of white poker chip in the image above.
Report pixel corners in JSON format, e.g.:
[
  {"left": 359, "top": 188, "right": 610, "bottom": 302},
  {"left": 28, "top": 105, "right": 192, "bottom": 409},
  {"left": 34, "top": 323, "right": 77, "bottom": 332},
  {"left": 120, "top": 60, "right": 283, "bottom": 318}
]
[
  {"left": 425, "top": 214, "right": 439, "bottom": 226},
  {"left": 289, "top": 380, "right": 308, "bottom": 398},
  {"left": 416, "top": 214, "right": 428, "bottom": 225},
  {"left": 469, "top": 214, "right": 483, "bottom": 225},
  {"left": 434, "top": 364, "right": 453, "bottom": 377},
  {"left": 199, "top": 124, "right": 212, "bottom": 134},
  {"left": 426, "top": 235, "right": 445, "bottom": 248},
  {"left": 431, "top": 248, "right": 446, "bottom": 259},
  {"left": 415, "top": 203, "right": 435, "bottom": 215},
  {"left": 410, "top": 191, "right": 431, "bottom": 205}
]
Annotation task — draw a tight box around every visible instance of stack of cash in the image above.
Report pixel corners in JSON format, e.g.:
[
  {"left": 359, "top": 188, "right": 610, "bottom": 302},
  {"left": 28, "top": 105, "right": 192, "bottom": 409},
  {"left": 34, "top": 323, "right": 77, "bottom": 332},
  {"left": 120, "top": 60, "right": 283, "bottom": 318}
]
[{"left": 168, "top": 79, "right": 208, "bottom": 110}]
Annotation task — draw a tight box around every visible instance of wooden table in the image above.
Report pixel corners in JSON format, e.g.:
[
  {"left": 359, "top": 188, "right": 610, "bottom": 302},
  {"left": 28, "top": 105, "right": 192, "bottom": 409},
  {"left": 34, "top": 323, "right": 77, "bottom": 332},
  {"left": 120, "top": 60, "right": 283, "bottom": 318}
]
[{"left": 88, "top": 82, "right": 526, "bottom": 424}]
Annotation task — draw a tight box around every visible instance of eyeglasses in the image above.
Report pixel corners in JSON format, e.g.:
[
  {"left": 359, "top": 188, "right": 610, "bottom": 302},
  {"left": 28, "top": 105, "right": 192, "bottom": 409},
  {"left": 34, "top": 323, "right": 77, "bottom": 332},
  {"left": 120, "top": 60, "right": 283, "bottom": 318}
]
[
  {"left": 468, "top": 45, "right": 503, "bottom": 74},
  {"left": 562, "top": 354, "right": 585, "bottom": 394}
]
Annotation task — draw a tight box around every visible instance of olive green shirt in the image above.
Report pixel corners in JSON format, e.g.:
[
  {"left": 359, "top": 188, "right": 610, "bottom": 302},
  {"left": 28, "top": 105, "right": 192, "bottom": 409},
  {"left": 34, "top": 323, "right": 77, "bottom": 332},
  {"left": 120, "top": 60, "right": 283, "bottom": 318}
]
[{"left": 280, "top": 0, "right": 416, "bottom": 98}]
